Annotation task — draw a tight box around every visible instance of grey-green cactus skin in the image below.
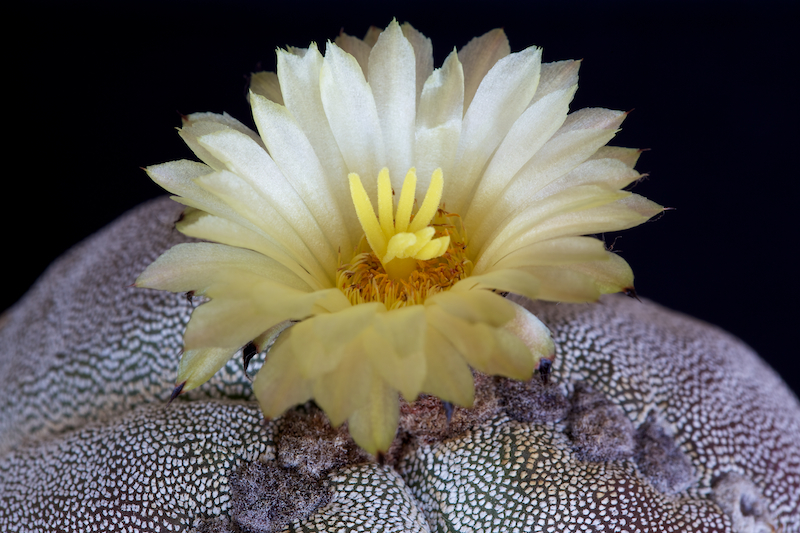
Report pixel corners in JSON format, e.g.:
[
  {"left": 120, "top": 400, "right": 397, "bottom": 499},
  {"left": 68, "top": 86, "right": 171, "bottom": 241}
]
[{"left": 0, "top": 197, "right": 798, "bottom": 532}]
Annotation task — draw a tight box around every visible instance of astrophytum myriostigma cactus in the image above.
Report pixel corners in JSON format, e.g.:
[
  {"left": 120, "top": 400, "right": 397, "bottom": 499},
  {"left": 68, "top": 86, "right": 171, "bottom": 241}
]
[{"left": 0, "top": 198, "right": 797, "bottom": 532}]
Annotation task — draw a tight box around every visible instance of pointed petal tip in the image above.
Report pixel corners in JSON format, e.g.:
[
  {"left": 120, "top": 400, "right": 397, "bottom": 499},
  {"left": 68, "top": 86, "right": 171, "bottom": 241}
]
[
  {"left": 168, "top": 381, "right": 187, "bottom": 404},
  {"left": 623, "top": 287, "right": 641, "bottom": 302}
]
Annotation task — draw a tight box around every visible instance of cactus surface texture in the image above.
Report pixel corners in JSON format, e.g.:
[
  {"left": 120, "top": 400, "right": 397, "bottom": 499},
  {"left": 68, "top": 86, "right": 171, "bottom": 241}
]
[{"left": 1, "top": 198, "right": 797, "bottom": 532}]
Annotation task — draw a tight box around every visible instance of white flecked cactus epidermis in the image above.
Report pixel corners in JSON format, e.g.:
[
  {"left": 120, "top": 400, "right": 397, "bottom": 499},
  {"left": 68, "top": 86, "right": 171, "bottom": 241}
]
[{"left": 0, "top": 197, "right": 798, "bottom": 532}]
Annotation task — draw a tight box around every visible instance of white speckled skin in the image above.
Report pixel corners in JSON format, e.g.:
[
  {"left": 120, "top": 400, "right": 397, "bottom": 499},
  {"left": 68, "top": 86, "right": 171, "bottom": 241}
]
[{"left": 1, "top": 197, "right": 798, "bottom": 532}]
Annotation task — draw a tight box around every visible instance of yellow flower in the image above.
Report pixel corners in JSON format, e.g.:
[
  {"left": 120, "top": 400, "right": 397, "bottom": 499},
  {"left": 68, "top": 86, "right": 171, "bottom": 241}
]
[{"left": 136, "top": 21, "right": 662, "bottom": 454}]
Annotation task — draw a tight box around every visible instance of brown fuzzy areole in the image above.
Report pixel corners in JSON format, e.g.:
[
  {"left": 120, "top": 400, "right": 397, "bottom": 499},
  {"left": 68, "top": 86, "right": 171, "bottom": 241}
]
[
  {"left": 276, "top": 405, "right": 369, "bottom": 480},
  {"left": 634, "top": 409, "right": 695, "bottom": 494},
  {"left": 566, "top": 381, "right": 636, "bottom": 462},
  {"left": 495, "top": 374, "right": 569, "bottom": 424},
  {"left": 196, "top": 461, "right": 332, "bottom": 533}
]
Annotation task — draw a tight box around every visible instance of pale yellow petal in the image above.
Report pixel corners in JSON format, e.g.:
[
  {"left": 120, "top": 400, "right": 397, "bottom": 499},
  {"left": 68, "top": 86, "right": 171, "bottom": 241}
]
[
  {"left": 465, "top": 85, "right": 576, "bottom": 224},
  {"left": 474, "top": 186, "right": 629, "bottom": 272},
  {"left": 249, "top": 71, "right": 284, "bottom": 105},
  {"left": 363, "top": 306, "right": 426, "bottom": 402},
  {"left": 422, "top": 328, "right": 475, "bottom": 406},
  {"left": 490, "top": 236, "right": 609, "bottom": 271},
  {"left": 563, "top": 251, "right": 635, "bottom": 294},
  {"left": 145, "top": 161, "right": 275, "bottom": 251},
  {"left": 469, "top": 109, "right": 627, "bottom": 252},
  {"left": 426, "top": 289, "right": 515, "bottom": 328},
  {"left": 491, "top": 194, "right": 664, "bottom": 259},
  {"left": 175, "top": 211, "right": 317, "bottom": 290},
  {"left": 320, "top": 41, "right": 385, "bottom": 189},
  {"left": 289, "top": 303, "right": 383, "bottom": 379},
  {"left": 347, "top": 378, "right": 399, "bottom": 455},
  {"left": 179, "top": 113, "right": 264, "bottom": 171},
  {"left": 135, "top": 242, "right": 310, "bottom": 294},
  {"left": 400, "top": 22, "right": 433, "bottom": 108},
  {"left": 250, "top": 92, "right": 353, "bottom": 253},
  {"left": 253, "top": 334, "right": 313, "bottom": 419},
  {"left": 450, "top": 268, "right": 541, "bottom": 301},
  {"left": 312, "top": 339, "right": 374, "bottom": 426},
  {"left": 276, "top": 44, "right": 356, "bottom": 237},
  {"left": 427, "top": 308, "right": 533, "bottom": 380},
  {"left": 519, "top": 266, "right": 602, "bottom": 302},
  {"left": 457, "top": 28, "right": 510, "bottom": 111},
  {"left": 488, "top": 327, "right": 538, "bottom": 379},
  {"left": 195, "top": 170, "right": 330, "bottom": 286},
  {"left": 197, "top": 129, "right": 338, "bottom": 276},
  {"left": 414, "top": 50, "right": 463, "bottom": 192},
  {"left": 176, "top": 347, "right": 238, "bottom": 391},
  {"left": 448, "top": 46, "right": 543, "bottom": 214},
  {"left": 503, "top": 301, "right": 555, "bottom": 364},
  {"left": 534, "top": 158, "right": 642, "bottom": 201},
  {"left": 368, "top": 20, "right": 416, "bottom": 184},
  {"left": 183, "top": 285, "right": 335, "bottom": 349}
]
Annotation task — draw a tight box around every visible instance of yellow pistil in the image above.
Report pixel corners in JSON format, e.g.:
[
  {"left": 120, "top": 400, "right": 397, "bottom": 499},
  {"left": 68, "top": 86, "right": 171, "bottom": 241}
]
[
  {"left": 349, "top": 168, "right": 450, "bottom": 280},
  {"left": 341, "top": 168, "right": 471, "bottom": 309}
]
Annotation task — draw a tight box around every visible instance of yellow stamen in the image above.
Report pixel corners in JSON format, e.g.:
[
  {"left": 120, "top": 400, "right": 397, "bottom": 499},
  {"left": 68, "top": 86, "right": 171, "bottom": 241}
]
[
  {"left": 341, "top": 168, "right": 469, "bottom": 308},
  {"left": 394, "top": 168, "right": 417, "bottom": 234},
  {"left": 349, "top": 173, "right": 387, "bottom": 258},
  {"left": 408, "top": 168, "right": 444, "bottom": 233},
  {"left": 337, "top": 209, "right": 471, "bottom": 309},
  {"left": 377, "top": 168, "right": 394, "bottom": 240}
]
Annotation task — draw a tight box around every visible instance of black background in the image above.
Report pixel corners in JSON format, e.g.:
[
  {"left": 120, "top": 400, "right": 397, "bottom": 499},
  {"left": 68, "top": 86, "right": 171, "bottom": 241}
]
[{"left": 7, "top": 1, "right": 798, "bottom": 396}]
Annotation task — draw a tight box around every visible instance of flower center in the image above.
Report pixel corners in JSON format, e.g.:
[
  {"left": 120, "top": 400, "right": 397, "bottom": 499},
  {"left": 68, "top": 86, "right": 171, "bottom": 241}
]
[{"left": 338, "top": 168, "right": 471, "bottom": 309}]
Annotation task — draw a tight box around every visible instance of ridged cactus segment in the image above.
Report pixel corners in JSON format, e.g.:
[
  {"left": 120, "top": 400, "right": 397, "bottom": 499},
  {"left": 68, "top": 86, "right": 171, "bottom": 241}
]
[
  {"left": 398, "top": 417, "right": 730, "bottom": 532},
  {"left": 287, "top": 464, "right": 430, "bottom": 533}
]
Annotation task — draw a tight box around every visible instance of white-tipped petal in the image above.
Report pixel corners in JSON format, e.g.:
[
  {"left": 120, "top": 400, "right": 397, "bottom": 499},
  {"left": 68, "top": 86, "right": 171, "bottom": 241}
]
[
  {"left": 195, "top": 170, "right": 330, "bottom": 286},
  {"left": 250, "top": 92, "right": 353, "bottom": 253},
  {"left": 276, "top": 45, "right": 355, "bottom": 235},
  {"left": 400, "top": 22, "right": 434, "bottom": 108},
  {"left": 368, "top": 20, "right": 416, "bottom": 184},
  {"left": 532, "top": 60, "right": 580, "bottom": 106},
  {"left": 469, "top": 109, "right": 627, "bottom": 251},
  {"left": 448, "top": 46, "right": 543, "bottom": 214},
  {"left": 175, "top": 210, "right": 318, "bottom": 289},
  {"left": 136, "top": 242, "right": 312, "bottom": 294},
  {"left": 414, "top": 50, "right": 464, "bottom": 192},
  {"left": 197, "top": 129, "right": 338, "bottom": 277},
  {"left": 334, "top": 31, "right": 372, "bottom": 76},
  {"left": 466, "top": 85, "right": 576, "bottom": 224},
  {"left": 249, "top": 71, "right": 284, "bottom": 105},
  {"left": 457, "top": 28, "right": 510, "bottom": 111},
  {"left": 320, "top": 42, "right": 385, "bottom": 190}
]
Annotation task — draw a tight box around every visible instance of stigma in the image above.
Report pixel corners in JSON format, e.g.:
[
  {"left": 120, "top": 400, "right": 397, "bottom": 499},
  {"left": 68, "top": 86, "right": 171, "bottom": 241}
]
[{"left": 349, "top": 168, "right": 450, "bottom": 280}]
